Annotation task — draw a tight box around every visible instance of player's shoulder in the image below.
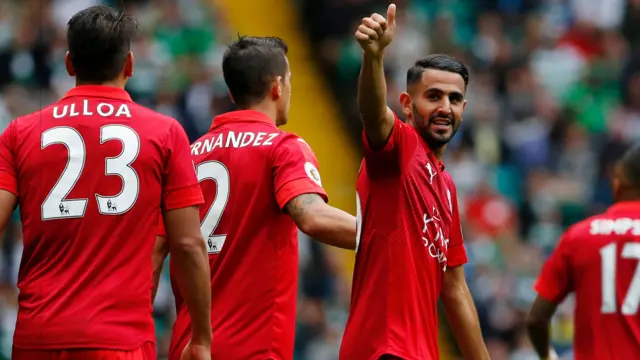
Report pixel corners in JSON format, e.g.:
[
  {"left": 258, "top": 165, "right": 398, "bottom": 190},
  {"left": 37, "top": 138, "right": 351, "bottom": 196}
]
[
  {"left": 561, "top": 213, "right": 606, "bottom": 242},
  {"left": 10, "top": 105, "right": 56, "bottom": 129},
  {"left": 277, "top": 132, "right": 317, "bottom": 156}
]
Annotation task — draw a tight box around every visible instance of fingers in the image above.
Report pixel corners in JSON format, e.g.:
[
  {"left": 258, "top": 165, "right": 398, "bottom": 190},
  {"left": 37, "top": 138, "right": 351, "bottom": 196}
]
[
  {"left": 387, "top": 3, "right": 396, "bottom": 25},
  {"left": 357, "top": 23, "right": 380, "bottom": 40},
  {"left": 370, "top": 13, "right": 387, "bottom": 31},
  {"left": 358, "top": 16, "right": 385, "bottom": 40},
  {"left": 355, "top": 29, "right": 370, "bottom": 42}
]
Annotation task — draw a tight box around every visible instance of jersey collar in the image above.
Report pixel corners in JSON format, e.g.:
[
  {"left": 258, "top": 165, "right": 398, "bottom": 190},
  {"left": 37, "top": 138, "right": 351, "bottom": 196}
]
[
  {"left": 607, "top": 201, "right": 640, "bottom": 215},
  {"left": 210, "top": 110, "right": 275, "bottom": 130},
  {"left": 424, "top": 145, "right": 445, "bottom": 171},
  {"left": 61, "top": 85, "right": 132, "bottom": 102}
]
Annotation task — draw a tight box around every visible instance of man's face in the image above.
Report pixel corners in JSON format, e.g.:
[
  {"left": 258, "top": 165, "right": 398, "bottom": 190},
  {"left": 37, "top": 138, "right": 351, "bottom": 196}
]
[
  {"left": 401, "top": 69, "right": 467, "bottom": 149},
  {"left": 275, "top": 56, "right": 291, "bottom": 126}
]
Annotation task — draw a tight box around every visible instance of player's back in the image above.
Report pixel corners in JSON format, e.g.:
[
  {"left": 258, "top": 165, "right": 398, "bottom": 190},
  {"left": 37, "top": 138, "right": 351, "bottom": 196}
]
[
  {"left": 10, "top": 86, "right": 181, "bottom": 349},
  {"left": 169, "top": 110, "right": 326, "bottom": 360},
  {"left": 537, "top": 201, "right": 640, "bottom": 359}
]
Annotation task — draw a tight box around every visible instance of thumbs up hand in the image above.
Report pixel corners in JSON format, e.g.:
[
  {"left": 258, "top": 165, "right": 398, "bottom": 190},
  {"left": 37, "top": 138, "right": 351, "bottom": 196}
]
[{"left": 355, "top": 4, "right": 397, "bottom": 57}]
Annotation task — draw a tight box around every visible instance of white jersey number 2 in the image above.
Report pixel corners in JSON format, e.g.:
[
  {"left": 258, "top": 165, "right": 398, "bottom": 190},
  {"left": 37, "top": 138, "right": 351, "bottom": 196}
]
[
  {"left": 196, "top": 161, "right": 230, "bottom": 254},
  {"left": 41, "top": 125, "right": 140, "bottom": 220}
]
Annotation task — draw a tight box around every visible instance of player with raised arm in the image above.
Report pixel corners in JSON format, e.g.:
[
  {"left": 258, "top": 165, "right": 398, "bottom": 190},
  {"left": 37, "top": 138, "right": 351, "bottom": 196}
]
[
  {"left": 0, "top": 6, "right": 212, "bottom": 360},
  {"left": 527, "top": 143, "right": 640, "bottom": 360},
  {"left": 339, "top": 4, "right": 489, "bottom": 360},
  {"left": 154, "top": 36, "right": 356, "bottom": 360}
]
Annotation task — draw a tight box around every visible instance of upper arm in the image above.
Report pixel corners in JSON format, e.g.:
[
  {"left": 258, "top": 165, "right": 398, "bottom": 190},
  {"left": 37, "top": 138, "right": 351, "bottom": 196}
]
[
  {"left": 163, "top": 205, "right": 203, "bottom": 248},
  {"left": 284, "top": 193, "right": 326, "bottom": 232},
  {"left": 442, "top": 264, "right": 469, "bottom": 300},
  {"left": 528, "top": 295, "right": 559, "bottom": 324},
  {"left": 363, "top": 106, "right": 397, "bottom": 151},
  {"left": 273, "top": 135, "right": 327, "bottom": 210},
  {"left": 362, "top": 109, "right": 411, "bottom": 175},
  {"left": 534, "top": 231, "right": 574, "bottom": 304},
  {"left": 162, "top": 121, "right": 204, "bottom": 211}
]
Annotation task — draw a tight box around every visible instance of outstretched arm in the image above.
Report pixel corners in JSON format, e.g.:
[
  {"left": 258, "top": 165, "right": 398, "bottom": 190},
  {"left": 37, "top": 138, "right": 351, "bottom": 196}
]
[
  {"left": 441, "top": 265, "right": 490, "bottom": 360},
  {"left": 355, "top": 4, "right": 398, "bottom": 148},
  {"left": 285, "top": 193, "right": 356, "bottom": 250}
]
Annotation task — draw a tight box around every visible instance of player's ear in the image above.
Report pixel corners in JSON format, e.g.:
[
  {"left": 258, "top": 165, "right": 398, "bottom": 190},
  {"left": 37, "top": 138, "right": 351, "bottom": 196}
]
[
  {"left": 611, "top": 162, "right": 624, "bottom": 201},
  {"left": 124, "top": 51, "right": 134, "bottom": 78},
  {"left": 65, "top": 51, "right": 76, "bottom": 77},
  {"left": 271, "top": 76, "right": 283, "bottom": 100},
  {"left": 399, "top": 92, "right": 412, "bottom": 118},
  {"left": 228, "top": 91, "right": 235, "bottom": 104}
]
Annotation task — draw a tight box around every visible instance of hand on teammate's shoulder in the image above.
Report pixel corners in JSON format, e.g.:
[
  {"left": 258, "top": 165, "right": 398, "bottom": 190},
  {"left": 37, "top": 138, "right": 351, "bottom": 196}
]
[{"left": 355, "top": 3, "right": 397, "bottom": 56}]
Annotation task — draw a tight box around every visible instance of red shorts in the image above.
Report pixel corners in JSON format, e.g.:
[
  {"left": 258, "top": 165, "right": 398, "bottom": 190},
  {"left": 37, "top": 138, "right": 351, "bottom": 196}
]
[{"left": 12, "top": 342, "right": 156, "bottom": 360}]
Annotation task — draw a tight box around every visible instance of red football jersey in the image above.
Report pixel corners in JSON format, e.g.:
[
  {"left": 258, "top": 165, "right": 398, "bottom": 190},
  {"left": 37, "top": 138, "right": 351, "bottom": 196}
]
[
  {"left": 340, "top": 117, "right": 468, "bottom": 360},
  {"left": 535, "top": 201, "right": 640, "bottom": 360},
  {"left": 0, "top": 86, "right": 203, "bottom": 350},
  {"left": 167, "top": 110, "right": 327, "bottom": 360}
]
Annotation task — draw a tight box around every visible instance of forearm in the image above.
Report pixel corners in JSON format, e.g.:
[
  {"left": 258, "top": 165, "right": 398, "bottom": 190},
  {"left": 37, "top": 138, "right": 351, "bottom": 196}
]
[
  {"left": 303, "top": 206, "right": 356, "bottom": 250},
  {"left": 170, "top": 240, "right": 212, "bottom": 344},
  {"left": 286, "top": 193, "right": 356, "bottom": 250},
  {"left": 358, "top": 52, "right": 388, "bottom": 125},
  {"left": 527, "top": 319, "right": 552, "bottom": 358},
  {"left": 442, "top": 283, "right": 489, "bottom": 359}
]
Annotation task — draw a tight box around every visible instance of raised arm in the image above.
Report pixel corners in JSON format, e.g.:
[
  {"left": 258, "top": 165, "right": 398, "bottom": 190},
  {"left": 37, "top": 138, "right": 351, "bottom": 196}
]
[
  {"left": 285, "top": 193, "right": 356, "bottom": 250},
  {"left": 355, "top": 4, "right": 398, "bottom": 148}
]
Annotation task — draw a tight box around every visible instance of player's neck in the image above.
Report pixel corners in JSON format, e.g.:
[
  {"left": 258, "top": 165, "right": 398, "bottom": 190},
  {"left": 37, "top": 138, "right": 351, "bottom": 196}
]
[
  {"left": 240, "top": 103, "right": 277, "bottom": 124},
  {"left": 431, "top": 146, "right": 445, "bottom": 161},
  {"left": 75, "top": 79, "right": 125, "bottom": 89},
  {"left": 615, "top": 192, "right": 640, "bottom": 203}
]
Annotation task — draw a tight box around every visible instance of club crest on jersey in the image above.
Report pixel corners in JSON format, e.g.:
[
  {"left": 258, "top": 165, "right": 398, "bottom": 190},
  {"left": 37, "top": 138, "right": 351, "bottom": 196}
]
[
  {"left": 425, "top": 163, "right": 438, "bottom": 184},
  {"left": 421, "top": 206, "right": 449, "bottom": 271},
  {"left": 304, "top": 162, "right": 322, "bottom": 187}
]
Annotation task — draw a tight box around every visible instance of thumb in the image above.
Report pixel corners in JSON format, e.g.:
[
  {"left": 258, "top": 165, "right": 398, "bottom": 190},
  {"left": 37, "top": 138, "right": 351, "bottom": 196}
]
[{"left": 387, "top": 3, "right": 396, "bottom": 27}]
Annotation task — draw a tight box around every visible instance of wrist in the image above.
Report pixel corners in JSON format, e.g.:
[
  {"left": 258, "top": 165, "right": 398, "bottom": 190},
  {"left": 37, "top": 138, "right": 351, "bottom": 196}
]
[
  {"left": 362, "top": 50, "right": 385, "bottom": 62},
  {"left": 190, "top": 326, "right": 212, "bottom": 346}
]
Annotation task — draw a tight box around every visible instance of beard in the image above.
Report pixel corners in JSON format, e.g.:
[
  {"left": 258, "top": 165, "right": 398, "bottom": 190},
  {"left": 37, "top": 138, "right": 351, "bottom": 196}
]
[{"left": 411, "top": 105, "right": 460, "bottom": 148}]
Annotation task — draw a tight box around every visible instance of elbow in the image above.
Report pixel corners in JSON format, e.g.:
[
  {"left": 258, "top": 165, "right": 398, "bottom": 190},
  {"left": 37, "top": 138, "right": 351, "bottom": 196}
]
[
  {"left": 169, "top": 235, "right": 207, "bottom": 256},
  {"left": 526, "top": 312, "right": 547, "bottom": 335},
  {"left": 297, "top": 214, "right": 322, "bottom": 239}
]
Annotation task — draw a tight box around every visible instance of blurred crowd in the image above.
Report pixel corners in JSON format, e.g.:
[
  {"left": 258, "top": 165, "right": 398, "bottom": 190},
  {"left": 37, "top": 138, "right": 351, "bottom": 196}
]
[
  {"left": 301, "top": 0, "right": 640, "bottom": 359},
  {"left": 0, "top": 0, "right": 639, "bottom": 359}
]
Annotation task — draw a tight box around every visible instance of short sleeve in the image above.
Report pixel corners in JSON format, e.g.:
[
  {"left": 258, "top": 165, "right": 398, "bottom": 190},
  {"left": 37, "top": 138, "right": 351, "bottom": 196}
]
[
  {"left": 447, "top": 185, "right": 468, "bottom": 268},
  {"left": 273, "top": 135, "right": 328, "bottom": 210},
  {"left": 0, "top": 122, "right": 18, "bottom": 195},
  {"left": 362, "top": 113, "right": 414, "bottom": 176},
  {"left": 162, "top": 122, "right": 204, "bottom": 211},
  {"left": 534, "top": 231, "right": 574, "bottom": 303}
]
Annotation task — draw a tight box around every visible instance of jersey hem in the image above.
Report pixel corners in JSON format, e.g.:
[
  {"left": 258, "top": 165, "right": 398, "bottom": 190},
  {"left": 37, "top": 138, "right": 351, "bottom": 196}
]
[
  {"left": 12, "top": 336, "right": 155, "bottom": 351},
  {"left": 371, "top": 347, "right": 418, "bottom": 360}
]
